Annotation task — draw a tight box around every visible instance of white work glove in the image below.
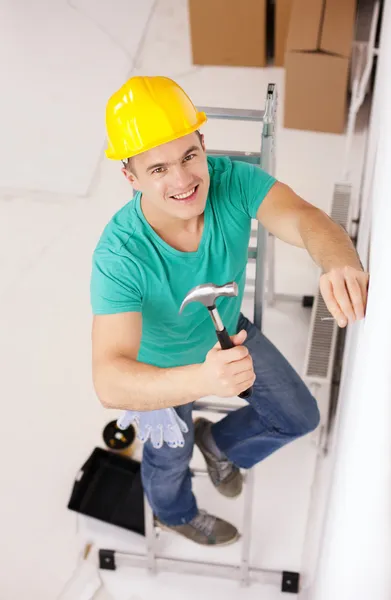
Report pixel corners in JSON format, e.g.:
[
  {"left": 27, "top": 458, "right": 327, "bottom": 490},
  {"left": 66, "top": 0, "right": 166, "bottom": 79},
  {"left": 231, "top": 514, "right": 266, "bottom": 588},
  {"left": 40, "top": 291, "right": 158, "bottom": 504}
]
[{"left": 116, "top": 407, "right": 189, "bottom": 449}]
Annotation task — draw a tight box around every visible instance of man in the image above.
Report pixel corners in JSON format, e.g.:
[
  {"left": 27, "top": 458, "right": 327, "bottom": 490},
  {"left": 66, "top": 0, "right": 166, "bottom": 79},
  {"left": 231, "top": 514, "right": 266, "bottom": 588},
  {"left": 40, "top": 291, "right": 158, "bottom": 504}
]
[{"left": 91, "top": 76, "right": 369, "bottom": 546}]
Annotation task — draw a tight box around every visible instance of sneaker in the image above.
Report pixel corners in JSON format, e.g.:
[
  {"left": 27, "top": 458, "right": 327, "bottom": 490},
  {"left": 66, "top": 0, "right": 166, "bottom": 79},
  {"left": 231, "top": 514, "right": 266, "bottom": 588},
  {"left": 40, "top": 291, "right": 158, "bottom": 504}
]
[
  {"left": 194, "top": 417, "right": 243, "bottom": 498},
  {"left": 156, "top": 509, "right": 239, "bottom": 546}
]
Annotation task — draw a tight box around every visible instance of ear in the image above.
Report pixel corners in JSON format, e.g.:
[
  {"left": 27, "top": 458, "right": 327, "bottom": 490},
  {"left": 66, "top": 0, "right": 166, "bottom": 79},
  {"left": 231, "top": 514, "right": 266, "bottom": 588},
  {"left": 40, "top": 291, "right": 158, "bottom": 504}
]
[
  {"left": 121, "top": 167, "right": 140, "bottom": 190},
  {"left": 199, "top": 133, "right": 206, "bottom": 152},
  {"left": 121, "top": 167, "right": 132, "bottom": 182}
]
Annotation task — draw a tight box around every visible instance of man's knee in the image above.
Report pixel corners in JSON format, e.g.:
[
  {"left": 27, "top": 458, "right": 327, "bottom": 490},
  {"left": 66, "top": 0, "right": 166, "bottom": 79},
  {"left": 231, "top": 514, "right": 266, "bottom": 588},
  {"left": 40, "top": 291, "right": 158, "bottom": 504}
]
[
  {"left": 292, "top": 385, "right": 320, "bottom": 437},
  {"left": 142, "top": 425, "right": 194, "bottom": 474}
]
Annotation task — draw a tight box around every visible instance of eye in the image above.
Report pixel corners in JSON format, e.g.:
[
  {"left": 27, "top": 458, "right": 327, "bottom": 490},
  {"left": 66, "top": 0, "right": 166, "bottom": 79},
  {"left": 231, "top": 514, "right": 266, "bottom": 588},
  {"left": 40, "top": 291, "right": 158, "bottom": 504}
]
[
  {"left": 152, "top": 167, "right": 166, "bottom": 175},
  {"left": 183, "top": 153, "right": 196, "bottom": 162}
]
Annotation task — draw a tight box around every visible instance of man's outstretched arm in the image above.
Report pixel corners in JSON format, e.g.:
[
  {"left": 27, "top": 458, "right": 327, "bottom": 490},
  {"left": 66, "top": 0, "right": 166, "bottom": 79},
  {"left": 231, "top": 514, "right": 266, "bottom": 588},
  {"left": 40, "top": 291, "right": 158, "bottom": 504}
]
[{"left": 256, "top": 181, "right": 369, "bottom": 327}]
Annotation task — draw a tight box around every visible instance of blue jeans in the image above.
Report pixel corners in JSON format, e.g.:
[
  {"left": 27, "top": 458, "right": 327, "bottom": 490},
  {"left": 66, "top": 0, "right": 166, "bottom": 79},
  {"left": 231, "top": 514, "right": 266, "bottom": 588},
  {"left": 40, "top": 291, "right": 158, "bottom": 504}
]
[{"left": 141, "top": 313, "right": 320, "bottom": 526}]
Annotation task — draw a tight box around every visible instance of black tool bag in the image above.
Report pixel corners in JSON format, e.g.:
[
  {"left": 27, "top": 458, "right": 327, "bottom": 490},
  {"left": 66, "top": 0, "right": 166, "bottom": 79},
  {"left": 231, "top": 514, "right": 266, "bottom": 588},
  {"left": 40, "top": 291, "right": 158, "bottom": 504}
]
[{"left": 67, "top": 447, "right": 145, "bottom": 535}]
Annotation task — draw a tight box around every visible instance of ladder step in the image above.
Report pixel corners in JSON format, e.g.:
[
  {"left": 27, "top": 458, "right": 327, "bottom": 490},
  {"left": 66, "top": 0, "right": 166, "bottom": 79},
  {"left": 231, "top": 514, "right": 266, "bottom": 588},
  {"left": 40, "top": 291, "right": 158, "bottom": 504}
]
[
  {"left": 194, "top": 399, "right": 245, "bottom": 413},
  {"left": 207, "top": 150, "right": 261, "bottom": 166},
  {"left": 190, "top": 466, "right": 251, "bottom": 479},
  {"left": 198, "top": 106, "right": 265, "bottom": 122}
]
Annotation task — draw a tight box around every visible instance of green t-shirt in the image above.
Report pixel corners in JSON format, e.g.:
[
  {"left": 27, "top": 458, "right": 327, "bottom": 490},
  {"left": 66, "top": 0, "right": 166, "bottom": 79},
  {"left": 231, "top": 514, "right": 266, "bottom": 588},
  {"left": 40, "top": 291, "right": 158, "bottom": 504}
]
[{"left": 90, "top": 156, "right": 276, "bottom": 368}]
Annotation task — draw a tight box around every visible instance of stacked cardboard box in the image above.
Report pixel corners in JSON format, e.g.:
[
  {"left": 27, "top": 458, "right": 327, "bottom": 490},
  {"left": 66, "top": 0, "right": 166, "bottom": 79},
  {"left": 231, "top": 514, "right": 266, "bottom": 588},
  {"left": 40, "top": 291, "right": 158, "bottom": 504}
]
[
  {"left": 284, "top": 0, "right": 357, "bottom": 134},
  {"left": 188, "top": 0, "right": 267, "bottom": 68},
  {"left": 188, "top": 0, "right": 296, "bottom": 68},
  {"left": 274, "top": 0, "right": 294, "bottom": 66}
]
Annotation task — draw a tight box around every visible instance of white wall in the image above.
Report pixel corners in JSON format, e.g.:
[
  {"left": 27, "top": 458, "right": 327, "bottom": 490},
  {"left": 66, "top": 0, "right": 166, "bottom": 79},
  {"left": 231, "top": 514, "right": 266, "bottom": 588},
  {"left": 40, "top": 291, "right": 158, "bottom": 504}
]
[{"left": 301, "top": 0, "right": 391, "bottom": 596}]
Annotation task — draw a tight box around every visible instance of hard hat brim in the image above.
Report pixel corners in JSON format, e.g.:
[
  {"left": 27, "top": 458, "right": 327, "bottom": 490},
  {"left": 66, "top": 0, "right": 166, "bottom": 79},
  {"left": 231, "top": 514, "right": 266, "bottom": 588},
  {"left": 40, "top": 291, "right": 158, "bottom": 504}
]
[{"left": 105, "top": 112, "right": 207, "bottom": 161}]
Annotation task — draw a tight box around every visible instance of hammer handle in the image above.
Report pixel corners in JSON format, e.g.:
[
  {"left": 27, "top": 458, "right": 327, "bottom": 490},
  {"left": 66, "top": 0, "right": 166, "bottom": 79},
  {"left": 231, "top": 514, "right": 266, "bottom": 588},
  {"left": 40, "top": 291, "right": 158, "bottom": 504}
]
[{"left": 216, "top": 328, "right": 253, "bottom": 399}]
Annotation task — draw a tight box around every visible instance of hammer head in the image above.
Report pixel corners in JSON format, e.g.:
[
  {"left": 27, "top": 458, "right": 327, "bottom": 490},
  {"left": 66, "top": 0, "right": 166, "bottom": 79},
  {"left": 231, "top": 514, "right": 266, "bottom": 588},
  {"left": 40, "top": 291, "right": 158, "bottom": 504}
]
[{"left": 179, "top": 281, "right": 238, "bottom": 313}]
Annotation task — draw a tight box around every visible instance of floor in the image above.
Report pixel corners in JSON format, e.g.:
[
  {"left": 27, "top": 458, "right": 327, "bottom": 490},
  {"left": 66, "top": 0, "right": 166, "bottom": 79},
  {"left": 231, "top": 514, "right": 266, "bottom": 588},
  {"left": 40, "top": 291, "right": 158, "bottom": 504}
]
[{"left": 0, "top": 2, "right": 369, "bottom": 599}]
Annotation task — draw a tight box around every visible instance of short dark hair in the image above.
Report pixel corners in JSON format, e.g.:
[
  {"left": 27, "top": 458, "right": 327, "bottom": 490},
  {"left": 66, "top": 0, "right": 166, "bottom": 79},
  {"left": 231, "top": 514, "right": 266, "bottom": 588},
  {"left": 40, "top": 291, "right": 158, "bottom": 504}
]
[
  {"left": 123, "top": 156, "right": 135, "bottom": 174},
  {"left": 122, "top": 130, "right": 203, "bottom": 175}
]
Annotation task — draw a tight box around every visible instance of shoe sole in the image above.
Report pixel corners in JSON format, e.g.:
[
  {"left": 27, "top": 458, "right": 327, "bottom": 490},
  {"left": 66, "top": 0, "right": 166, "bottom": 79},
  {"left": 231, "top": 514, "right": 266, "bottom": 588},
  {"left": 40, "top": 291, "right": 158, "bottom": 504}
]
[
  {"left": 156, "top": 520, "right": 241, "bottom": 547},
  {"left": 194, "top": 418, "right": 243, "bottom": 499}
]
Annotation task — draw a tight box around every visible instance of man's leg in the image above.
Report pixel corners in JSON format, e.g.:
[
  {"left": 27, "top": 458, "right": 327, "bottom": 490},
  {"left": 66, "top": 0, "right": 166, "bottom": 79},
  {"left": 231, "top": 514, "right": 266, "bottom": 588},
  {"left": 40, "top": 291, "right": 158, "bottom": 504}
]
[
  {"left": 141, "top": 401, "right": 239, "bottom": 546},
  {"left": 211, "top": 313, "right": 321, "bottom": 469},
  {"left": 141, "top": 402, "right": 197, "bottom": 526}
]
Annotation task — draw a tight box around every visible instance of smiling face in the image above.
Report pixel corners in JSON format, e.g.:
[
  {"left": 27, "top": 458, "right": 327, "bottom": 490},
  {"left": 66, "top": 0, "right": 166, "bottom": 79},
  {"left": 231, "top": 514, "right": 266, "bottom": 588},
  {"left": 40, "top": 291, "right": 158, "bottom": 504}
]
[{"left": 123, "top": 132, "right": 210, "bottom": 222}]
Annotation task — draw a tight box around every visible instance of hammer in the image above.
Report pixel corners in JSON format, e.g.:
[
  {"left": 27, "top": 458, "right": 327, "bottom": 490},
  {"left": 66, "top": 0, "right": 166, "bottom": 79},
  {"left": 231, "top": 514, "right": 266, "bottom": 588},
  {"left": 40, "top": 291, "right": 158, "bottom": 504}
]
[{"left": 179, "top": 282, "right": 252, "bottom": 399}]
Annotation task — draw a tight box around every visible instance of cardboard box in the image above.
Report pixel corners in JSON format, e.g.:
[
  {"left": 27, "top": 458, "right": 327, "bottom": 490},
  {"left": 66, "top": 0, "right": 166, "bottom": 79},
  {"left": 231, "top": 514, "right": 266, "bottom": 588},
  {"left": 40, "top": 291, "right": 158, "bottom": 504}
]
[
  {"left": 284, "top": 0, "right": 356, "bottom": 134},
  {"left": 274, "top": 0, "right": 293, "bottom": 67},
  {"left": 188, "top": 0, "right": 267, "bottom": 67}
]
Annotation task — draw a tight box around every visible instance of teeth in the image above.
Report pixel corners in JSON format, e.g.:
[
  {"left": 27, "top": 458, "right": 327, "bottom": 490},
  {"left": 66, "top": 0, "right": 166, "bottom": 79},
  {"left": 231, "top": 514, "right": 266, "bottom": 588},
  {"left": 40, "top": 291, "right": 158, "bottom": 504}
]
[{"left": 172, "top": 187, "right": 195, "bottom": 200}]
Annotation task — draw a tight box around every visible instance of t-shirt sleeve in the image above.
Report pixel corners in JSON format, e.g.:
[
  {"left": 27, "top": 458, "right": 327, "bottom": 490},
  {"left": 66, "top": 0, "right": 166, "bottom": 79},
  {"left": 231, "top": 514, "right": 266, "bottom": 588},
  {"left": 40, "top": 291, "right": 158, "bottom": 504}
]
[
  {"left": 90, "top": 247, "right": 143, "bottom": 315},
  {"left": 228, "top": 160, "right": 277, "bottom": 219}
]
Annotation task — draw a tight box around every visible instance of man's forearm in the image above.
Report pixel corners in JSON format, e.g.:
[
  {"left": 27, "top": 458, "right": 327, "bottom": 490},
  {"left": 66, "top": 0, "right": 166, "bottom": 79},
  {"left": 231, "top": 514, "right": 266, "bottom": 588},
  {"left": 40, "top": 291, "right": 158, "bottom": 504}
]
[
  {"left": 299, "top": 207, "right": 363, "bottom": 273},
  {"left": 93, "top": 357, "right": 204, "bottom": 411}
]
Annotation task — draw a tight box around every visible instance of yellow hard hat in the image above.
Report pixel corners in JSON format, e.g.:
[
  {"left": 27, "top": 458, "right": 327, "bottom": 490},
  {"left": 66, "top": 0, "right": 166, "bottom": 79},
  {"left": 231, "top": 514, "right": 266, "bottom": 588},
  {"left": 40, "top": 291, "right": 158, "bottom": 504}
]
[{"left": 105, "top": 76, "right": 207, "bottom": 160}]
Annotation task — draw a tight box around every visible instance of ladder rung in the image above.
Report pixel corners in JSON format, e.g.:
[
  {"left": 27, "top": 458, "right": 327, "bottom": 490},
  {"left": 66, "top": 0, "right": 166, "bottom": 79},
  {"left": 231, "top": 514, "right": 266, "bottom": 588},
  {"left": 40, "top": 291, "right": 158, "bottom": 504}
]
[
  {"left": 198, "top": 106, "right": 265, "bottom": 122},
  {"left": 207, "top": 150, "right": 261, "bottom": 166},
  {"left": 194, "top": 399, "right": 244, "bottom": 413},
  {"left": 190, "top": 467, "right": 208, "bottom": 477},
  {"left": 190, "top": 466, "right": 250, "bottom": 478}
]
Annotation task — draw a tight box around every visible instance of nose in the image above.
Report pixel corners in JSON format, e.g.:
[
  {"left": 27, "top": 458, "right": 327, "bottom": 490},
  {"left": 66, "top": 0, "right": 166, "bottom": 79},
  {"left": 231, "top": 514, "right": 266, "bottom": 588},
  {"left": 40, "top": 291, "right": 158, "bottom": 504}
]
[{"left": 171, "top": 163, "right": 194, "bottom": 191}]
